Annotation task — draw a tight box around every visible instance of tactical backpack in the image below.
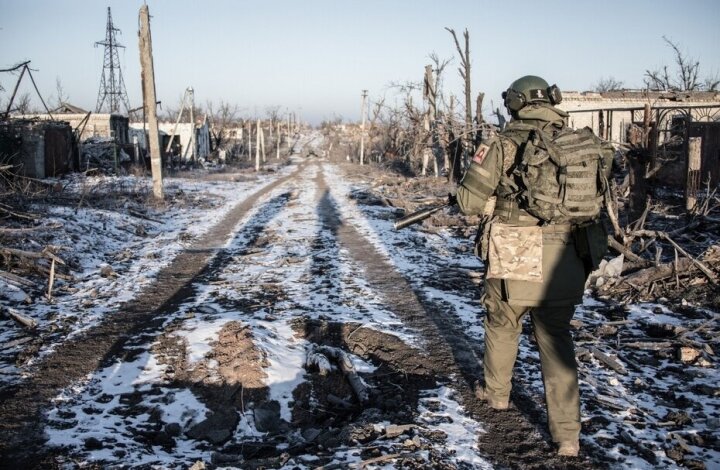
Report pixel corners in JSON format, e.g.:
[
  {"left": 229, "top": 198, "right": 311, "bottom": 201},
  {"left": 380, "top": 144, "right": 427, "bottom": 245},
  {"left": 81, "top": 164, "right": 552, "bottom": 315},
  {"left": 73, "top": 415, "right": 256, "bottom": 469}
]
[{"left": 503, "top": 122, "right": 613, "bottom": 225}]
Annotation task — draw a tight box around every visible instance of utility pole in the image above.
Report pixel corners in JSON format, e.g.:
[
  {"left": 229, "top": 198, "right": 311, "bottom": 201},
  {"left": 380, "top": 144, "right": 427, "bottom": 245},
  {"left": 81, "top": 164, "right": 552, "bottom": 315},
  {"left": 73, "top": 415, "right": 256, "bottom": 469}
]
[
  {"left": 188, "top": 87, "right": 196, "bottom": 163},
  {"left": 360, "top": 89, "right": 368, "bottom": 165},
  {"left": 95, "top": 7, "right": 131, "bottom": 115},
  {"left": 138, "top": 4, "right": 163, "bottom": 199}
]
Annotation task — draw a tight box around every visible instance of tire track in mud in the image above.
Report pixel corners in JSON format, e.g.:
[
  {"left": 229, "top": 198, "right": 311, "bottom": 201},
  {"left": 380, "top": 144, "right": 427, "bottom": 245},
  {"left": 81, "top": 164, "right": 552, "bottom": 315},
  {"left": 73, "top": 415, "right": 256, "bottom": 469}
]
[
  {"left": 320, "top": 168, "right": 598, "bottom": 469},
  {"left": 0, "top": 164, "right": 306, "bottom": 465}
]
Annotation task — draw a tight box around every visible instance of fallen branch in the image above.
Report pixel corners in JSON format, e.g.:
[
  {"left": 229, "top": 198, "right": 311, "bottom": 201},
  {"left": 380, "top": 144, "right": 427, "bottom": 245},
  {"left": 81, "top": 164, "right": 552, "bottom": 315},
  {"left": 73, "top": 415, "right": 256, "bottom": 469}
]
[
  {"left": 128, "top": 208, "right": 162, "bottom": 223},
  {"left": 631, "top": 230, "right": 717, "bottom": 284},
  {"left": 0, "top": 203, "right": 37, "bottom": 222},
  {"left": 359, "top": 453, "right": 403, "bottom": 469},
  {"left": 591, "top": 347, "right": 627, "bottom": 375},
  {"left": 0, "top": 223, "right": 63, "bottom": 235},
  {"left": 677, "top": 314, "right": 719, "bottom": 339},
  {"left": 607, "top": 236, "right": 653, "bottom": 268},
  {"left": 621, "top": 341, "right": 674, "bottom": 350},
  {"left": 0, "top": 245, "right": 67, "bottom": 266},
  {"left": 47, "top": 259, "right": 56, "bottom": 299},
  {"left": 2, "top": 307, "right": 38, "bottom": 330},
  {"left": 622, "top": 258, "right": 693, "bottom": 290},
  {"left": 0, "top": 269, "right": 35, "bottom": 288}
]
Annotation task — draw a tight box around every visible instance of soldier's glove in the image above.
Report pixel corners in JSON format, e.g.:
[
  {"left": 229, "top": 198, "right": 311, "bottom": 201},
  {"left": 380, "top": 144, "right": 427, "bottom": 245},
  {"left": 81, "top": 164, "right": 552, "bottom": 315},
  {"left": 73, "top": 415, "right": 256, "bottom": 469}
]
[{"left": 447, "top": 192, "right": 458, "bottom": 207}]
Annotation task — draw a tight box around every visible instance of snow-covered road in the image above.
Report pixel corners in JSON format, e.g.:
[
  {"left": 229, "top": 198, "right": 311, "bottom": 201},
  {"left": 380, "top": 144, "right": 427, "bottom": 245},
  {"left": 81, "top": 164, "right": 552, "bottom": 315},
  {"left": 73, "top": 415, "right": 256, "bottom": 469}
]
[{"left": 1, "top": 132, "right": 718, "bottom": 469}]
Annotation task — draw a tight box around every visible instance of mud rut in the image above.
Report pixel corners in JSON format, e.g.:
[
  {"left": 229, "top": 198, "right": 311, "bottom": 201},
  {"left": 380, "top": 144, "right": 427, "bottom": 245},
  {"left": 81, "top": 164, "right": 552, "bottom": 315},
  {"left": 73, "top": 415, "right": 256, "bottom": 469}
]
[{"left": 0, "top": 160, "right": 601, "bottom": 469}]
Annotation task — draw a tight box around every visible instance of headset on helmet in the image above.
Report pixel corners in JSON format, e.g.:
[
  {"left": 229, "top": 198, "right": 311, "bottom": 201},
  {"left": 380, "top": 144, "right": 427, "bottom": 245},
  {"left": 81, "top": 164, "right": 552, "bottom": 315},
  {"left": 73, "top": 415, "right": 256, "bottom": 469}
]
[{"left": 502, "top": 75, "right": 562, "bottom": 112}]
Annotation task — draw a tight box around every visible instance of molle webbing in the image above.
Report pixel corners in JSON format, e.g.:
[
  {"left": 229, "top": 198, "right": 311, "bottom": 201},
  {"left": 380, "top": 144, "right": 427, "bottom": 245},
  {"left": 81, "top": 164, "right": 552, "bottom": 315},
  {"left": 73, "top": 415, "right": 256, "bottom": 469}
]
[
  {"left": 513, "top": 126, "right": 607, "bottom": 224},
  {"left": 494, "top": 198, "right": 542, "bottom": 226}
]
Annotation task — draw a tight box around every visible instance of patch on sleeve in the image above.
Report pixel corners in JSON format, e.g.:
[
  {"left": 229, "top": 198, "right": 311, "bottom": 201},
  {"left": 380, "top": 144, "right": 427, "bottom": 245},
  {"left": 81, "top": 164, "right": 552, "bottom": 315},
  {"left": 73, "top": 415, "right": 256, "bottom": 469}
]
[{"left": 473, "top": 144, "right": 490, "bottom": 165}]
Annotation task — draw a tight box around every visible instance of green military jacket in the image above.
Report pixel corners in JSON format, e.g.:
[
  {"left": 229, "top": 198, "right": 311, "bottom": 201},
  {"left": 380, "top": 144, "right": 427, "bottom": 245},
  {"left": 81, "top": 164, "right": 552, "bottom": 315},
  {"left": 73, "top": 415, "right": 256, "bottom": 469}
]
[
  {"left": 457, "top": 104, "right": 595, "bottom": 307},
  {"left": 457, "top": 104, "right": 570, "bottom": 219}
]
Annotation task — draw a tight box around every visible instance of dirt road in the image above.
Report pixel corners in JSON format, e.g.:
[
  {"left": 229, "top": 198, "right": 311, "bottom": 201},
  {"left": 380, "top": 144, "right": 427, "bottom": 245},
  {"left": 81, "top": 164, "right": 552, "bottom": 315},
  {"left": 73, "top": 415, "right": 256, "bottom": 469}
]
[{"left": 0, "top": 157, "right": 647, "bottom": 468}]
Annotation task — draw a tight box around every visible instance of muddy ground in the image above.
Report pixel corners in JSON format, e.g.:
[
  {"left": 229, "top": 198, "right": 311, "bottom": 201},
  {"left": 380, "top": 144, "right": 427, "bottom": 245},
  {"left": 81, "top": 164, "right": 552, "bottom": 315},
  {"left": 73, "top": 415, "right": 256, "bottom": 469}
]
[{"left": 0, "top": 153, "right": 717, "bottom": 469}]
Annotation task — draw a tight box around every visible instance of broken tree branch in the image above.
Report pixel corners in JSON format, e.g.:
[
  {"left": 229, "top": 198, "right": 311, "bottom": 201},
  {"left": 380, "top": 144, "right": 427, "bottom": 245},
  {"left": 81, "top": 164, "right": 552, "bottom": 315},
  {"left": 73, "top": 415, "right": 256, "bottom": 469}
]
[
  {"left": 631, "top": 230, "right": 717, "bottom": 284},
  {"left": 2, "top": 307, "right": 38, "bottom": 330},
  {"left": 0, "top": 269, "right": 35, "bottom": 288},
  {"left": 607, "top": 236, "right": 653, "bottom": 268}
]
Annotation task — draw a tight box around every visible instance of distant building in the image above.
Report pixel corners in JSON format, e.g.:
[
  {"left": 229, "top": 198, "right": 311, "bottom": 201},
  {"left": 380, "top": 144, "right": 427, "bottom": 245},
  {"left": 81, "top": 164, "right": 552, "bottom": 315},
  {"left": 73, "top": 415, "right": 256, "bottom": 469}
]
[
  {"left": 130, "top": 116, "right": 210, "bottom": 161},
  {"left": 19, "top": 103, "right": 130, "bottom": 144},
  {"left": 559, "top": 90, "right": 720, "bottom": 186},
  {"left": 558, "top": 90, "right": 720, "bottom": 143}
]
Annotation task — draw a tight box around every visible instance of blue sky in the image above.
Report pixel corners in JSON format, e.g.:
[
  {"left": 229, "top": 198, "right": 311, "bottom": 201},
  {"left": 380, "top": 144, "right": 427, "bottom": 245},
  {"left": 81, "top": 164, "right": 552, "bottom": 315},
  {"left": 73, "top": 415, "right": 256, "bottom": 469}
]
[{"left": 1, "top": 0, "right": 719, "bottom": 125}]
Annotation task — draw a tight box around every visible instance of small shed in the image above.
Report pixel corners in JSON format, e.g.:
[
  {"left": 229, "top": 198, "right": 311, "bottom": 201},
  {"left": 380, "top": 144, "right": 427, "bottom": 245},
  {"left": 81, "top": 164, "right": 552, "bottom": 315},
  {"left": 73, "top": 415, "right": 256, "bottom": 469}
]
[{"left": 0, "top": 119, "right": 76, "bottom": 178}]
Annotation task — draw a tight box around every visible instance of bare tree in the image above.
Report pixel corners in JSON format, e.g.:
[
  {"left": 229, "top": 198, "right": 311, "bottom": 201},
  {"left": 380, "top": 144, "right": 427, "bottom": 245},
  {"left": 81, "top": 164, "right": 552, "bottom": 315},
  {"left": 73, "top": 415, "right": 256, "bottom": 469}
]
[
  {"left": 15, "top": 92, "right": 33, "bottom": 114},
  {"left": 445, "top": 27, "right": 474, "bottom": 172},
  {"left": 427, "top": 52, "right": 451, "bottom": 108},
  {"left": 206, "top": 100, "right": 239, "bottom": 150},
  {"left": 644, "top": 36, "right": 718, "bottom": 91},
  {"left": 445, "top": 28, "right": 472, "bottom": 134},
  {"left": 594, "top": 76, "right": 625, "bottom": 92},
  {"left": 53, "top": 76, "right": 69, "bottom": 109}
]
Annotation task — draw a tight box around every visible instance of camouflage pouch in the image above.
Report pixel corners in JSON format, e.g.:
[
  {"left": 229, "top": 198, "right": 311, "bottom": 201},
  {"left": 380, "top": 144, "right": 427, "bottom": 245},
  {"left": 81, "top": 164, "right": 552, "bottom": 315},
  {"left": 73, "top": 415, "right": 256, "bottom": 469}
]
[{"left": 487, "top": 223, "right": 543, "bottom": 282}]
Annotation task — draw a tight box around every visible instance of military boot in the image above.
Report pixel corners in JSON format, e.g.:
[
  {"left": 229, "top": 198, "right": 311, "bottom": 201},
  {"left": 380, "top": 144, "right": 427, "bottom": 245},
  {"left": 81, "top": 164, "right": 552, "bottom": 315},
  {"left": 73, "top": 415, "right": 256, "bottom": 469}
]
[
  {"left": 474, "top": 382, "right": 509, "bottom": 410},
  {"left": 557, "top": 440, "right": 580, "bottom": 457}
]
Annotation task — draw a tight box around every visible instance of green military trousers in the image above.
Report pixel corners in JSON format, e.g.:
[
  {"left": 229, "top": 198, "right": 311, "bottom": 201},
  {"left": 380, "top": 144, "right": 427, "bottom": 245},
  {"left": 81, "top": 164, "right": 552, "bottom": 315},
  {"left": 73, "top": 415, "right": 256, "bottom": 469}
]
[{"left": 481, "top": 224, "right": 586, "bottom": 443}]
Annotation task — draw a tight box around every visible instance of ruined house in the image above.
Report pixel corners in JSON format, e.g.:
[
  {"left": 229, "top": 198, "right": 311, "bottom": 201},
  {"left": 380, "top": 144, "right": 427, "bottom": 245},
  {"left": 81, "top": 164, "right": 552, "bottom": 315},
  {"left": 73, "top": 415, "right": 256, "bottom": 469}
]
[
  {"left": 130, "top": 116, "right": 211, "bottom": 163},
  {"left": 0, "top": 119, "right": 75, "bottom": 179},
  {"left": 23, "top": 104, "right": 130, "bottom": 144},
  {"left": 559, "top": 91, "right": 720, "bottom": 186}
]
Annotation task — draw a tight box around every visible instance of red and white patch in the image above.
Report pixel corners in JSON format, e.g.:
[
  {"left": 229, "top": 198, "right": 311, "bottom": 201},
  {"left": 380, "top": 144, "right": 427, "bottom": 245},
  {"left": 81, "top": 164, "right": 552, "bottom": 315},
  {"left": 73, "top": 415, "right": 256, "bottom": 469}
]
[{"left": 473, "top": 144, "right": 489, "bottom": 165}]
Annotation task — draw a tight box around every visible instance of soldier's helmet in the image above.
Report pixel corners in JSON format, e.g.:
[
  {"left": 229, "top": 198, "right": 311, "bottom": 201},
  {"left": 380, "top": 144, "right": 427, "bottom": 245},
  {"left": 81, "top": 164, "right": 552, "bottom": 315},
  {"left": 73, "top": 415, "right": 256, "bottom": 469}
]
[{"left": 502, "top": 75, "right": 562, "bottom": 113}]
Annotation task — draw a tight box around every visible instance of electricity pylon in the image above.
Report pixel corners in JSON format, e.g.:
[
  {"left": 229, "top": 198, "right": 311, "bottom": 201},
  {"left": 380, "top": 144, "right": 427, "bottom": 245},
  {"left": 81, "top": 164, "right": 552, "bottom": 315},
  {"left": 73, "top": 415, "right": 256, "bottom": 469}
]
[{"left": 95, "top": 7, "right": 131, "bottom": 115}]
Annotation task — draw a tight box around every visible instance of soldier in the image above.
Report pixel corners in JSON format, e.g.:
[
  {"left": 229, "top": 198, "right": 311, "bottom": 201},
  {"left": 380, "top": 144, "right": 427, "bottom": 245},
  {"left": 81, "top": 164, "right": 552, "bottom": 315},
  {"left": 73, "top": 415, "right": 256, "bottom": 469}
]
[{"left": 454, "top": 75, "right": 614, "bottom": 457}]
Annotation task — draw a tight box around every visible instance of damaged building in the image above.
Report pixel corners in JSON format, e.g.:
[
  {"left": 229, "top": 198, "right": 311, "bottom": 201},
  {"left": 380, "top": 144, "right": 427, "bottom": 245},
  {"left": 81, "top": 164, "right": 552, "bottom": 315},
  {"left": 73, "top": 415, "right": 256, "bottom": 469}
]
[
  {"left": 559, "top": 91, "right": 720, "bottom": 186},
  {"left": 0, "top": 119, "right": 76, "bottom": 179},
  {"left": 130, "top": 116, "right": 211, "bottom": 163},
  {"left": 17, "top": 104, "right": 149, "bottom": 173}
]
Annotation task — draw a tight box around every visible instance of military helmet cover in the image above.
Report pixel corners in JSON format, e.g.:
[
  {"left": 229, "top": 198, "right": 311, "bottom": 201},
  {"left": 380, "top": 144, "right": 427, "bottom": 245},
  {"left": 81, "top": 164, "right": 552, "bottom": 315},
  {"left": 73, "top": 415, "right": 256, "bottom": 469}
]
[{"left": 503, "top": 75, "right": 562, "bottom": 112}]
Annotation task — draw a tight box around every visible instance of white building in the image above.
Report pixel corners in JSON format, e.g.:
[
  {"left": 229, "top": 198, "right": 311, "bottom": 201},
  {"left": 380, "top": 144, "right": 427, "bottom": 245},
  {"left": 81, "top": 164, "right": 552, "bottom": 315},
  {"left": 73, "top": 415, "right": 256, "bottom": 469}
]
[{"left": 130, "top": 116, "right": 210, "bottom": 161}]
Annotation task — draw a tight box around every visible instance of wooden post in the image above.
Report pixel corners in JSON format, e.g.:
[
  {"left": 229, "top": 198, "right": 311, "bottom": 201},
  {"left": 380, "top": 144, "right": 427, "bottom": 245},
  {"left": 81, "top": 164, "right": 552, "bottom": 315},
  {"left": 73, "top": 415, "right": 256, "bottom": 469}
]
[
  {"left": 138, "top": 4, "right": 163, "bottom": 199},
  {"left": 255, "top": 119, "right": 261, "bottom": 171},
  {"left": 686, "top": 136, "right": 702, "bottom": 211},
  {"left": 247, "top": 121, "right": 252, "bottom": 161},
  {"left": 360, "top": 89, "right": 368, "bottom": 165},
  {"left": 421, "top": 112, "right": 431, "bottom": 176},
  {"left": 276, "top": 122, "right": 280, "bottom": 159},
  {"left": 642, "top": 104, "right": 651, "bottom": 149},
  {"left": 260, "top": 124, "right": 266, "bottom": 162}
]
